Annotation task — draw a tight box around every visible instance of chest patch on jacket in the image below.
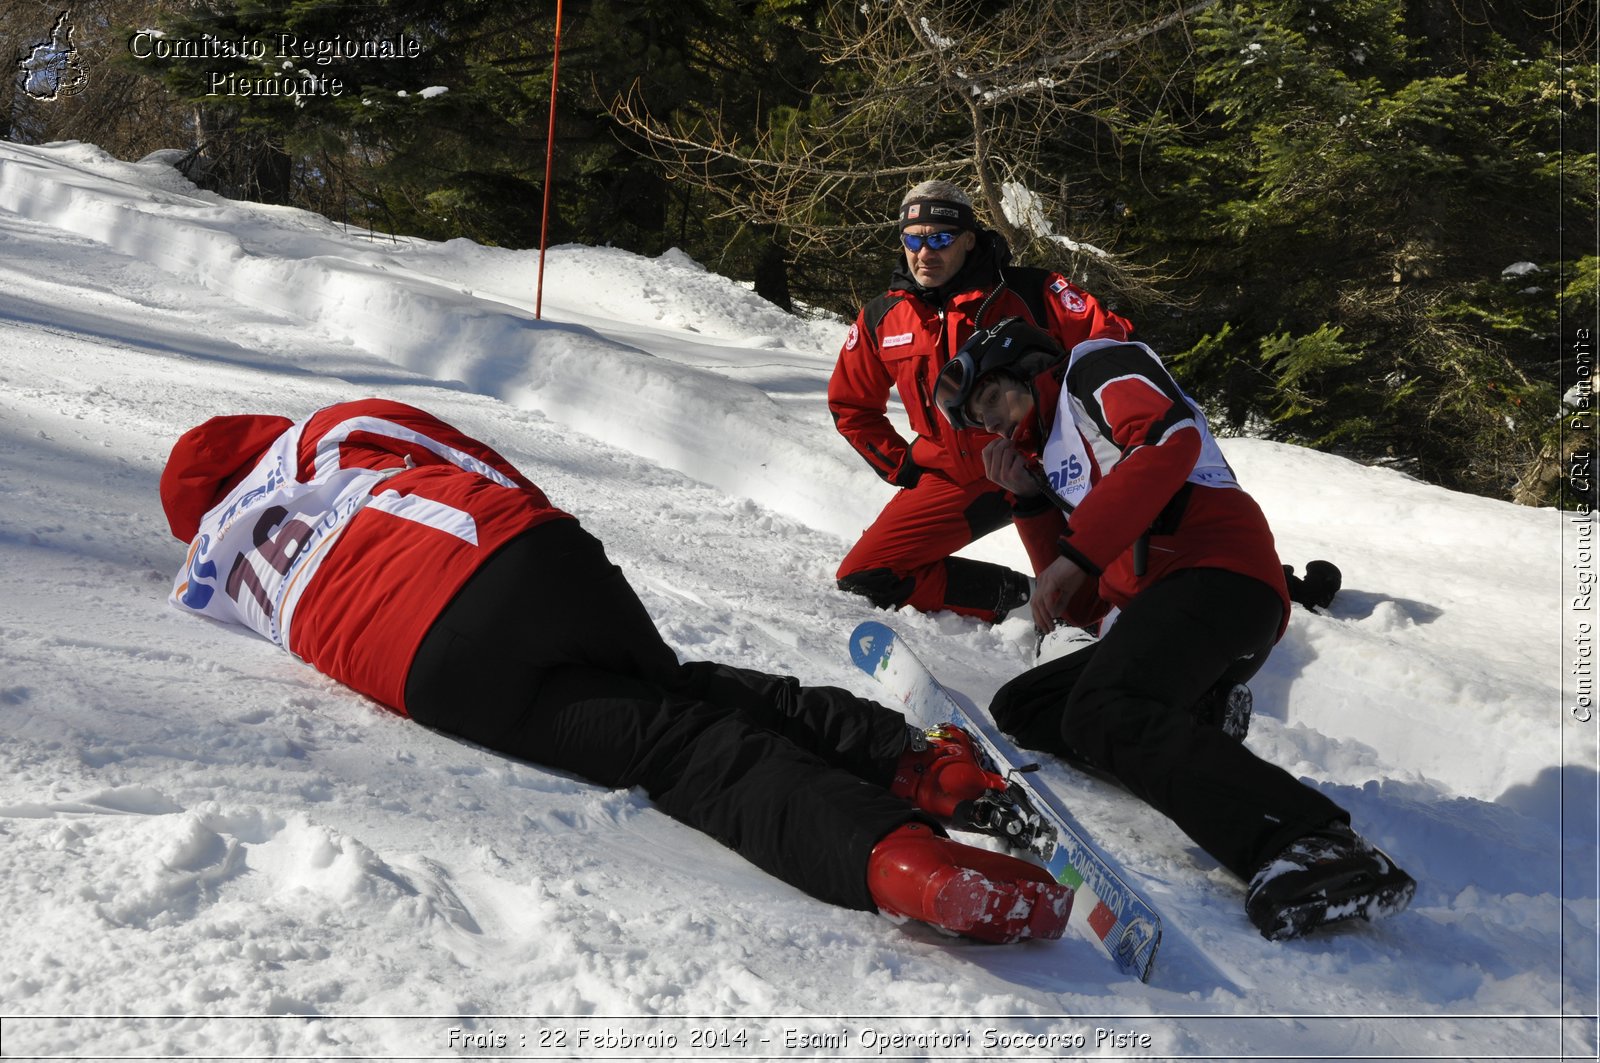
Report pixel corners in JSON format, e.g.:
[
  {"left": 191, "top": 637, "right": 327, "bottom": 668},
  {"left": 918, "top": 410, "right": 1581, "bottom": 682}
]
[{"left": 882, "top": 332, "right": 914, "bottom": 348}]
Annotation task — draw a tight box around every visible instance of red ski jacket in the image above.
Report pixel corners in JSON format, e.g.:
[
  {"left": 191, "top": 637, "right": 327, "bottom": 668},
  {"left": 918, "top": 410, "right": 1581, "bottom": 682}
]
[
  {"left": 829, "top": 236, "right": 1134, "bottom": 488},
  {"left": 1009, "top": 340, "right": 1291, "bottom": 631},
  {"left": 160, "top": 398, "right": 573, "bottom": 714}
]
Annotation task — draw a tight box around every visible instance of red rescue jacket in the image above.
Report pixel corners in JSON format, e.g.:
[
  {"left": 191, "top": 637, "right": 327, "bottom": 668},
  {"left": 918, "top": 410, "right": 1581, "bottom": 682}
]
[
  {"left": 828, "top": 233, "right": 1134, "bottom": 487},
  {"left": 160, "top": 398, "right": 573, "bottom": 714},
  {"left": 1009, "top": 342, "right": 1291, "bottom": 632}
]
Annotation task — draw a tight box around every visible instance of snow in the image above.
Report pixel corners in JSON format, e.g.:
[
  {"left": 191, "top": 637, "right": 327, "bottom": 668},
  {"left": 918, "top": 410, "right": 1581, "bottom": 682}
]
[
  {"left": 0, "top": 139, "right": 1595, "bottom": 1060},
  {"left": 998, "top": 182, "right": 1111, "bottom": 260}
]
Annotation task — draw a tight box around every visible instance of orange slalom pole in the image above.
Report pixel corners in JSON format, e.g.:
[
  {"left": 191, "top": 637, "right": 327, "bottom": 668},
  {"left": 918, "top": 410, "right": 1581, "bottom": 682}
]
[{"left": 535, "top": 0, "right": 564, "bottom": 319}]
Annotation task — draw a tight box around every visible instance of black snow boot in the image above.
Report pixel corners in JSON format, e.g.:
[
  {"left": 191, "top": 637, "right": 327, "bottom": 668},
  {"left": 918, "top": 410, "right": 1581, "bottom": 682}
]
[
  {"left": 1191, "top": 679, "right": 1252, "bottom": 741},
  {"left": 1245, "top": 821, "right": 1415, "bottom": 941},
  {"left": 993, "top": 570, "right": 1034, "bottom": 623}
]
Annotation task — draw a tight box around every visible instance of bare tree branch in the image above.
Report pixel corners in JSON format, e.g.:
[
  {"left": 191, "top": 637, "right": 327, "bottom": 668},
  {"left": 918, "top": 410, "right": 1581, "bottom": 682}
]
[{"left": 611, "top": 0, "right": 1208, "bottom": 308}]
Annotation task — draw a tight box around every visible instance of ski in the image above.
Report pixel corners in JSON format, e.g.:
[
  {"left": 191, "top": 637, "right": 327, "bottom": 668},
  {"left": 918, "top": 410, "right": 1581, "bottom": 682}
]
[{"left": 850, "top": 620, "right": 1161, "bottom": 982}]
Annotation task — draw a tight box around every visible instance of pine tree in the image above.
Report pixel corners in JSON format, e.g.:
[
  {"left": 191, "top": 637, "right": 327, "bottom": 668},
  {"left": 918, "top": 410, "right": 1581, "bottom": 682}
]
[{"left": 1119, "top": 0, "right": 1596, "bottom": 503}]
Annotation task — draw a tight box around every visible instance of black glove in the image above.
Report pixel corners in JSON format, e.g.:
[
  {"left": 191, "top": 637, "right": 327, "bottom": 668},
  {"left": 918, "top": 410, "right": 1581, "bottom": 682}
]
[{"left": 1284, "top": 560, "right": 1342, "bottom": 610}]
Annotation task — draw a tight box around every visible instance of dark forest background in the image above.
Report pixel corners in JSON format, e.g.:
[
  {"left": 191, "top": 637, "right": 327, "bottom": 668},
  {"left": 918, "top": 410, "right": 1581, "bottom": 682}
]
[{"left": 4, "top": 0, "right": 1595, "bottom": 506}]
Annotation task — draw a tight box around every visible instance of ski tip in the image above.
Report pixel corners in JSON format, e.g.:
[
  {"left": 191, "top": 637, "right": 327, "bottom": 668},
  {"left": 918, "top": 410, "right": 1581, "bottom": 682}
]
[{"left": 848, "top": 620, "right": 897, "bottom": 672}]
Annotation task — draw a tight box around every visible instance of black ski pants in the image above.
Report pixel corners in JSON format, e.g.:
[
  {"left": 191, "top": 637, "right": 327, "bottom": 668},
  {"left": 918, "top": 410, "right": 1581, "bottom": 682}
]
[
  {"left": 990, "top": 567, "right": 1347, "bottom": 880},
  {"left": 403, "top": 519, "right": 924, "bottom": 911}
]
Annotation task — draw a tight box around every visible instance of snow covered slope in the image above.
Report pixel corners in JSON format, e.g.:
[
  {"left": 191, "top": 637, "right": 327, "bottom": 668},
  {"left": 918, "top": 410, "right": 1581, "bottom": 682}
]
[{"left": 0, "top": 140, "right": 1594, "bottom": 1060}]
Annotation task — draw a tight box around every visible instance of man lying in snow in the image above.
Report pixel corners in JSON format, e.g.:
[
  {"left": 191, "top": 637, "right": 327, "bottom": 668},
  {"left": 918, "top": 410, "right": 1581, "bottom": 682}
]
[
  {"left": 933, "top": 318, "right": 1415, "bottom": 940},
  {"left": 159, "top": 397, "right": 1071, "bottom": 944}
]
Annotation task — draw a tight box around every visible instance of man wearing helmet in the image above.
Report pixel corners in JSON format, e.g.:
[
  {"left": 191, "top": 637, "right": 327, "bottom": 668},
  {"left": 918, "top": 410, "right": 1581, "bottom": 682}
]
[
  {"left": 935, "top": 322, "right": 1416, "bottom": 941},
  {"left": 827, "top": 180, "right": 1135, "bottom": 623}
]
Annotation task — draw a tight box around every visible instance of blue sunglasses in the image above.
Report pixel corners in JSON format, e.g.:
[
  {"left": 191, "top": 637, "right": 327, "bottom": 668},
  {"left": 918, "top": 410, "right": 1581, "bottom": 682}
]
[{"left": 901, "top": 230, "right": 961, "bottom": 253}]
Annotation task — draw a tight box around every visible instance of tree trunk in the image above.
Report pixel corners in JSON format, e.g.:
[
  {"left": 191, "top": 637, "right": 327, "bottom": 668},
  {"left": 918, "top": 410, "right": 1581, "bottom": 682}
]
[{"left": 752, "top": 228, "right": 792, "bottom": 311}]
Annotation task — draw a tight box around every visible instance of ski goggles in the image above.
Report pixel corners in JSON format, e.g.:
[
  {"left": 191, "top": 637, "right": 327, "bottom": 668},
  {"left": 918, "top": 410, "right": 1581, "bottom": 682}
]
[
  {"left": 901, "top": 230, "right": 960, "bottom": 253},
  {"left": 933, "top": 349, "right": 984, "bottom": 430}
]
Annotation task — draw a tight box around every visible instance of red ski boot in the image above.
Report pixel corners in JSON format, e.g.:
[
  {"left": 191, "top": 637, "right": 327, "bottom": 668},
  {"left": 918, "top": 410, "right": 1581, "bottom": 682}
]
[
  {"left": 890, "top": 725, "right": 1010, "bottom": 820},
  {"left": 867, "top": 823, "right": 1074, "bottom": 943}
]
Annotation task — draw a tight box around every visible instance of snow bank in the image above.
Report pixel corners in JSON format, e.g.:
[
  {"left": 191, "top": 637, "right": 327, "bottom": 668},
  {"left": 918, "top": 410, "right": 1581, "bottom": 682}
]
[{"left": 0, "top": 141, "right": 884, "bottom": 541}]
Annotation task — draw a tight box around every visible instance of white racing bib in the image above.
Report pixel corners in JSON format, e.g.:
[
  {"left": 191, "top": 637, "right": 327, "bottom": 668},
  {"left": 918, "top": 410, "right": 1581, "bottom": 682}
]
[
  {"left": 1039, "top": 339, "right": 1239, "bottom": 512},
  {"left": 171, "top": 424, "right": 392, "bottom": 650},
  {"left": 1040, "top": 391, "right": 1099, "bottom": 509}
]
